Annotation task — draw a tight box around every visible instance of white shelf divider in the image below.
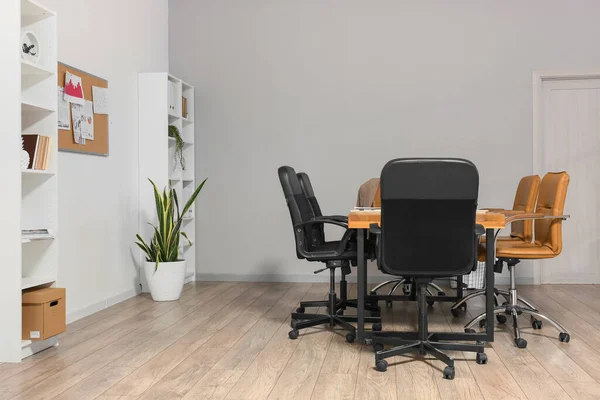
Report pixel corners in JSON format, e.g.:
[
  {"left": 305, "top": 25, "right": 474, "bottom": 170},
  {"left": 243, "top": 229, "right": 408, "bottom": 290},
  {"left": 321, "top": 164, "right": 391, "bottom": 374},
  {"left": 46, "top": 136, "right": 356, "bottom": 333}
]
[
  {"left": 21, "top": 276, "right": 55, "bottom": 290},
  {"left": 21, "top": 169, "right": 55, "bottom": 176},
  {"left": 21, "top": 99, "right": 56, "bottom": 113},
  {"left": 21, "top": 59, "right": 55, "bottom": 76}
]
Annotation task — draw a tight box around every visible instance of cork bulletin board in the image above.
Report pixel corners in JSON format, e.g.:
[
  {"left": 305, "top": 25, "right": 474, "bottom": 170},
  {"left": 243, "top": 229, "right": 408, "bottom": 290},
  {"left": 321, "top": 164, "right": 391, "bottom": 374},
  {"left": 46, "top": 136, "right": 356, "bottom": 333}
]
[{"left": 57, "top": 62, "right": 109, "bottom": 155}]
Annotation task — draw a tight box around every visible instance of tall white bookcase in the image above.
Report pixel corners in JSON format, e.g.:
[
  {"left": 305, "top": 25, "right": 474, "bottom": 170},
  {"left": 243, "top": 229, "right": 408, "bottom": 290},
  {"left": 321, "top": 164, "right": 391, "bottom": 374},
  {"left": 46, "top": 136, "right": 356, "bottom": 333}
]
[
  {"left": 0, "top": 0, "right": 58, "bottom": 363},
  {"left": 138, "top": 73, "right": 196, "bottom": 291}
]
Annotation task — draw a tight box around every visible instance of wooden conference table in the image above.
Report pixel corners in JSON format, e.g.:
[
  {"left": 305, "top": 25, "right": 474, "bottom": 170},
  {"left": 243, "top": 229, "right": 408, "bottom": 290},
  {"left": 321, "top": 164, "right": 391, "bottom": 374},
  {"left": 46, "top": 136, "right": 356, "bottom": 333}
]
[{"left": 347, "top": 209, "right": 506, "bottom": 344}]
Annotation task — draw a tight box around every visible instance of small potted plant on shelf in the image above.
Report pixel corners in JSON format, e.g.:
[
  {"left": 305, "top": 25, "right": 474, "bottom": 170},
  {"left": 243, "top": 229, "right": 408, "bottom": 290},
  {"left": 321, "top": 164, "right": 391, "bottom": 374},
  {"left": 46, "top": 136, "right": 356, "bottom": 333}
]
[
  {"left": 135, "top": 177, "right": 207, "bottom": 301},
  {"left": 168, "top": 125, "right": 185, "bottom": 171}
]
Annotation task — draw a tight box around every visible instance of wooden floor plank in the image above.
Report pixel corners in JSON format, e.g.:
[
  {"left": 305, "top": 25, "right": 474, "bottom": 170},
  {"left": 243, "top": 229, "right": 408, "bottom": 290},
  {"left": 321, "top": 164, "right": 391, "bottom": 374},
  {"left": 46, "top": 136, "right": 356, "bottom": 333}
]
[
  {"left": 212, "top": 283, "right": 312, "bottom": 371},
  {"left": 102, "top": 283, "right": 273, "bottom": 397},
  {"left": 311, "top": 373, "right": 356, "bottom": 400},
  {"left": 1, "top": 282, "right": 600, "bottom": 400},
  {"left": 9, "top": 284, "right": 246, "bottom": 400},
  {"left": 137, "top": 284, "right": 295, "bottom": 400},
  {"left": 0, "top": 283, "right": 226, "bottom": 383},
  {"left": 224, "top": 284, "right": 327, "bottom": 400}
]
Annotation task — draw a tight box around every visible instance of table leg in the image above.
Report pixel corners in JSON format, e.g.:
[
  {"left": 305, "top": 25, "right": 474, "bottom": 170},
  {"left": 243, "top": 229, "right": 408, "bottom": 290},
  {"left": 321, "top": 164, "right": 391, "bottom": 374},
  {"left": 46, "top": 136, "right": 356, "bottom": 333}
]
[
  {"left": 357, "top": 228, "right": 366, "bottom": 342},
  {"left": 485, "top": 228, "right": 495, "bottom": 342}
]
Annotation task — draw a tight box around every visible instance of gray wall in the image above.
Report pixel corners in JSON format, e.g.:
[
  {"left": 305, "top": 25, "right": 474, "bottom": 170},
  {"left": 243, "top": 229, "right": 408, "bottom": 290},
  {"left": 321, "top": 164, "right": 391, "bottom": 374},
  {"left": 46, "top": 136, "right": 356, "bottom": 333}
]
[{"left": 169, "top": 0, "right": 600, "bottom": 282}]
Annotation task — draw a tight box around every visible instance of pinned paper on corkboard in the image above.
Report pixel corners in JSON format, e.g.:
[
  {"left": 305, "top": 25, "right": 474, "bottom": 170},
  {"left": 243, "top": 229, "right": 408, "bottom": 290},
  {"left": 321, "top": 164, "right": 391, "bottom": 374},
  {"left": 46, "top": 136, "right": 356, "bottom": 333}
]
[{"left": 57, "top": 62, "right": 108, "bottom": 156}]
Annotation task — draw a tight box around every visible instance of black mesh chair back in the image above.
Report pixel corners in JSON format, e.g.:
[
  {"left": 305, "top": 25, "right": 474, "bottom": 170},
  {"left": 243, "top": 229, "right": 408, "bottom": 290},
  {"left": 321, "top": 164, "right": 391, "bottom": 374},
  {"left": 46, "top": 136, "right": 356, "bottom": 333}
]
[
  {"left": 379, "top": 158, "right": 479, "bottom": 277},
  {"left": 297, "top": 172, "right": 326, "bottom": 244},
  {"left": 297, "top": 172, "right": 323, "bottom": 217},
  {"left": 278, "top": 166, "right": 324, "bottom": 257}
]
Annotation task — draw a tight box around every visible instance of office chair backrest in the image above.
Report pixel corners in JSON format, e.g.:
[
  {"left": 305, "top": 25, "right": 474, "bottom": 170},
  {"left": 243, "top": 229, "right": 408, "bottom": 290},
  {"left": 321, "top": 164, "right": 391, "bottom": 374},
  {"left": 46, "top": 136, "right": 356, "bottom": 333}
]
[
  {"left": 297, "top": 172, "right": 323, "bottom": 217},
  {"left": 533, "top": 171, "right": 569, "bottom": 255},
  {"left": 297, "top": 172, "right": 326, "bottom": 246},
  {"left": 278, "top": 166, "right": 322, "bottom": 258},
  {"left": 373, "top": 184, "right": 381, "bottom": 207},
  {"left": 379, "top": 158, "right": 479, "bottom": 277},
  {"left": 510, "top": 175, "right": 541, "bottom": 241}
]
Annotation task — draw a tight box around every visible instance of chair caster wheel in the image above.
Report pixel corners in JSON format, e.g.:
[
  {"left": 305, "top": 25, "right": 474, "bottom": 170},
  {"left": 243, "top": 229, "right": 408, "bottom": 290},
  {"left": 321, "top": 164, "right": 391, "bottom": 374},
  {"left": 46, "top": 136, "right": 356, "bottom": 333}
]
[
  {"left": 464, "top": 328, "right": 476, "bottom": 334},
  {"left": 375, "top": 359, "right": 388, "bottom": 372},
  {"left": 450, "top": 308, "right": 459, "bottom": 318},
  {"left": 532, "top": 319, "right": 542, "bottom": 329},
  {"left": 345, "top": 333, "right": 355, "bottom": 343},
  {"left": 288, "top": 329, "right": 299, "bottom": 340},
  {"left": 427, "top": 300, "right": 435, "bottom": 307},
  {"left": 515, "top": 338, "right": 528, "bottom": 349},
  {"left": 438, "top": 291, "right": 446, "bottom": 296},
  {"left": 373, "top": 342, "right": 384, "bottom": 352},
  {"left": 478, "top": 319, "right": 487, "bottom": 328},
  {"left": 476, "top": 352, "right": 488, "bottom": 365},
  {"left": 559, "top": 332, "right": 570, "bottom": 343},
  {"left": 337, "top": 310, "right": 344, "bottom": 316},
  {"left": 443, "top": 366, "right": 455, "bottom": 380},
  {"left": 386, "top": 301, "right": 393, "bottom": 308},
  {"left": 496, "top": 314, "right": 507, "bottom": 324},
  {"left": 369, "top": 291, "right": 377, "bottom": 296},
  {"left": 296, "top": 307, "right": 305, "bottom": 314},
  {"left": 372, "top": 323, "right": 382, "bottom": 332}
]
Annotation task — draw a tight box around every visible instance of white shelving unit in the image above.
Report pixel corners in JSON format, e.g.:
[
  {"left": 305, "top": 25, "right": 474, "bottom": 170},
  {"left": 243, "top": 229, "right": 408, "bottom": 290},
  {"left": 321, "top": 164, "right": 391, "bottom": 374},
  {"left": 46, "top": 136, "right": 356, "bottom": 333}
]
[
  {"left": 0, "top": 0, "right": 58, "bottom": 363},
  {"left": 138, "top": 73, "right": 196, "bottom": 292}
]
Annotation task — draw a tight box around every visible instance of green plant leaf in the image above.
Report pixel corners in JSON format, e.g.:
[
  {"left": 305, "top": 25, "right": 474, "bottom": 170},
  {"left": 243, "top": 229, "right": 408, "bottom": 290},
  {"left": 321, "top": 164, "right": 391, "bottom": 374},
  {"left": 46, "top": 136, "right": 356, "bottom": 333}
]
[
  {"left": 180, "top": 178, "right": 207, "bottom": 217},
  {"left": 181, "top": 231, "right": 192, "bottom": 247}
]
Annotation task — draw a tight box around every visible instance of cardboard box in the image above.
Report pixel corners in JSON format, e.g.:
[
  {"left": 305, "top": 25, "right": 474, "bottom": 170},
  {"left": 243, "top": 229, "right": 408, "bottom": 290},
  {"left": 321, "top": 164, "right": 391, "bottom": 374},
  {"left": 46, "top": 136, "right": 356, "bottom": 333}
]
[{"left": 22, "top": 288, "right": 66, "bottom": 340}]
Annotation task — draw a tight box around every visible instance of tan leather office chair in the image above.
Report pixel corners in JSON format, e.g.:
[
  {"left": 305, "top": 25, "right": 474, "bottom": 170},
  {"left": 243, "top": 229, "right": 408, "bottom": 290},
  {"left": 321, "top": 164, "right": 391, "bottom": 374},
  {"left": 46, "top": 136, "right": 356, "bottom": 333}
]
[
  {"left": 488, "top": 174, "right": 541, "bottom": 242},
  {"left": 464, "top": 172, "right": 571, "bottom": 348},
  {"left": 451, "top": 175, "right": 541, "bottom": 314}
]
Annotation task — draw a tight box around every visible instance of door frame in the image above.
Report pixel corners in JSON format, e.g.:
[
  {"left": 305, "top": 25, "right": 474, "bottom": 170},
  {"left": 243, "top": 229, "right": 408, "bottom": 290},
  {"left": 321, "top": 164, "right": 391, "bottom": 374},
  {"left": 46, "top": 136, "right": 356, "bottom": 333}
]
[{"left": 531, "top": 69, "right": 600, "bottom": 284}]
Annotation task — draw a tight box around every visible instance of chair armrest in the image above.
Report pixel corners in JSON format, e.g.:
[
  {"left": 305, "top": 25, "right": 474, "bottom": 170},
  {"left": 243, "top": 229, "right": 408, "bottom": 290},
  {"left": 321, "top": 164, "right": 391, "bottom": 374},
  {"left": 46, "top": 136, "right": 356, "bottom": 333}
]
[
  {"left": 482, "top": 208, "right": 505, "bottom": 212},
  {"left": 505, "top": 213, "right": 570, "bottom": 224},
  {"left": 315, "top": 215, "right": 348, "bottom": 222},
  {"left": 369, "top": 223, "right": 381, "bottom": 235},
  {"left": 475, "top": 224, "right": 485, "bottom": 236},
  {"left": 294, "top": 218, "right": 348, "bottom": 230}
]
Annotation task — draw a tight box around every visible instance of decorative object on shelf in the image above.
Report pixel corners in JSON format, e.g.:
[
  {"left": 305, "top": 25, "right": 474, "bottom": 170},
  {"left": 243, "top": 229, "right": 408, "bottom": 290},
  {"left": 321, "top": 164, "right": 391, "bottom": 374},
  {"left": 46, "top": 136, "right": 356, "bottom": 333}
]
[
  {"left": 21, "top": 31, "right": 40, "bottom": 64},
  {"left": 168, "top": 125, "right": 185, "bottom": 171},
  {"left": 21, "top": 137, "right": 30, "bottom": 170},
  {"left": 22, "top": 134, "right": 51, "bottom": 170},
  {"left": 182, "top": 96, "right": 188, "bottom": 118},
  {"left": 135, "top": 177, "right": 207, "bottom": 301}
]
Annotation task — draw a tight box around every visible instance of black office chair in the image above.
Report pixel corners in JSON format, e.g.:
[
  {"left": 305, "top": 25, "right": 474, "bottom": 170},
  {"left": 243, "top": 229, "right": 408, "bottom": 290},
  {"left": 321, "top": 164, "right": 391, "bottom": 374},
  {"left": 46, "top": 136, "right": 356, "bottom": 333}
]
[
  {"left": 296, "top": 172, "right": 381, "bottom": 316},
  {"left": 369, "top": 158, "right": 487, "bottom": 379},
  {"left": 278, "top": 166, "right": 380, "bottom": 342}
]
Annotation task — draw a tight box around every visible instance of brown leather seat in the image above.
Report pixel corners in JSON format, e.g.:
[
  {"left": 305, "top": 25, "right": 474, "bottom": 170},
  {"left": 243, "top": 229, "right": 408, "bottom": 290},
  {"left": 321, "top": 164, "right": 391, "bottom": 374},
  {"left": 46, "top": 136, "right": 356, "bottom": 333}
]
[
  {"left": 479, "top": 171, "right": 569, "bottom": 261},
  {"left": 483, "top": 174, "right": 540, "bottom": 243}
]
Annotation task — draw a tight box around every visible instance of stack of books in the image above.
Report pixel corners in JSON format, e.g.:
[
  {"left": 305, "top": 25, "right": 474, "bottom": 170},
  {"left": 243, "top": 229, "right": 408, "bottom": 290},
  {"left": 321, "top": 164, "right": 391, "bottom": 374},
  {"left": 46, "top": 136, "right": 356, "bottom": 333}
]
[{"left": 22, "top": 134, "right": 51, "bottom": 170}]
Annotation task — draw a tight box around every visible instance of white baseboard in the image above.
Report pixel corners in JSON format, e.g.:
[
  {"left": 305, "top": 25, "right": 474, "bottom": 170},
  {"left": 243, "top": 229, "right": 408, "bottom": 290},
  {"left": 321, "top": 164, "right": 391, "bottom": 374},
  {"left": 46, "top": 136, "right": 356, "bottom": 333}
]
[
  {"left": 195, "top": 273, "right": 536, "bottom": 286},
  {"left": 66, "top": 287, "right": 140, "bottom": 324},
  {"left": 21, "top": 336, "right": 59, "bottom": 360}
]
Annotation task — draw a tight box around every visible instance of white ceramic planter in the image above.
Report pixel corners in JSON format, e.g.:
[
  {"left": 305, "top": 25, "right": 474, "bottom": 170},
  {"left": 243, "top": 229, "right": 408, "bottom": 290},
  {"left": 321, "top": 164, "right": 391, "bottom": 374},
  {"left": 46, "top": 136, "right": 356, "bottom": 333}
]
[{"left": 144, "top": 260, "right": 187, "bottom": 301}]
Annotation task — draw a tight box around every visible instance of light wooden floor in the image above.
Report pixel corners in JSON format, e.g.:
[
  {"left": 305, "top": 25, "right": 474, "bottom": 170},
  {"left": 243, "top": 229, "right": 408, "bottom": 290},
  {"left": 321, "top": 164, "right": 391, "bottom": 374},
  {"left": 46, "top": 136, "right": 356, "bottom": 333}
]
[{"left": 1, "top": 282, "right": 600, "bottom": 399}]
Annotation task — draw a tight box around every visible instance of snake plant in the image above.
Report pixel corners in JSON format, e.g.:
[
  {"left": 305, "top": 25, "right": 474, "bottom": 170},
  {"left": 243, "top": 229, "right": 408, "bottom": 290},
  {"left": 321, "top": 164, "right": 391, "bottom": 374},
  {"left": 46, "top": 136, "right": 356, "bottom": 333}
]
[{"left": 136, "top": 177, "right": 207, "bottom": 269}]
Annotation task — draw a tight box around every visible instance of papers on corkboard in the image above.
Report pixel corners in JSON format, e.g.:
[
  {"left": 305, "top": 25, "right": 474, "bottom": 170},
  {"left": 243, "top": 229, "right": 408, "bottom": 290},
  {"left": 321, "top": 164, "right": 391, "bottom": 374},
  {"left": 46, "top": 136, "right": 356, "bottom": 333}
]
[{"left": 57, "top": 62, "right": 108, "bottom": 156}]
